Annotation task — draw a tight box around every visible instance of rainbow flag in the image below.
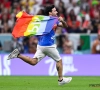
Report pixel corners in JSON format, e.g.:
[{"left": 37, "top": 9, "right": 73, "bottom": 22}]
[{"left": 12, "top": 11, "right": 58, "bottom": 38}]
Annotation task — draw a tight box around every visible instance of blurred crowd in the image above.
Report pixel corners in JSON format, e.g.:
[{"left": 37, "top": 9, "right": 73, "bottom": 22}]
[{"left": 0, "top": 0, "right": 100, "bottom": 54}]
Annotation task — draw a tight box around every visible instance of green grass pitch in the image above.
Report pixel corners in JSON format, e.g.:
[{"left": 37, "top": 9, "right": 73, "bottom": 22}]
[{"left": 0, "top": 76, "right": 100, "bottom": 90}]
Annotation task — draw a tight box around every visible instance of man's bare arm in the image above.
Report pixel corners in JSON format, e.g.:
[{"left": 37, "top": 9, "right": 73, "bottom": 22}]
[{"left": 58, "top": 16, "right": 68, "bottom": 28}]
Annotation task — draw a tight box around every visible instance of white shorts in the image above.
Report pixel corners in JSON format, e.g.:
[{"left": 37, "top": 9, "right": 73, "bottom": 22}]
[{"left": 33, "top": 44, "right": 61, "bottom": 62}]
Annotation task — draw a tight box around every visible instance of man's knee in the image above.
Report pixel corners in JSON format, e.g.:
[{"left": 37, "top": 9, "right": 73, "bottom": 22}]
[
  {"left": 56, "top": 59, "right": 62, "bottom": 65},
  {"left": 57, "top": 59, "right": 62, "bottom": 63},
  {"left": 31, "top": 58, "right": 38, "bottom": 66}
]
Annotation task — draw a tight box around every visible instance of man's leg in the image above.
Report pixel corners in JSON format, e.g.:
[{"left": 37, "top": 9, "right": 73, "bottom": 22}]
[
  {"left": 7, "top": 48, "right": 45, "bottom": 66},
  {"left": 44, "top": 46, "right": 63, "bottom": 80},
  {"left": 56, "top": 59, "right": 72, "bottom": 85},
  {"left": 56, "top": 59, "right": 63, "bottom": 80},
  {"left": 44, "top": 46, "right": 72, "bottom": 85},
  {"left": 17, "top": 54, "right": 38, "bottom": 65}
]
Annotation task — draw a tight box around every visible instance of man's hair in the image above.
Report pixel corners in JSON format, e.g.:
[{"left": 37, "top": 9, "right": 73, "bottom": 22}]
[{"left": 44, "top": 5, "right": 55, "bottom": 15}]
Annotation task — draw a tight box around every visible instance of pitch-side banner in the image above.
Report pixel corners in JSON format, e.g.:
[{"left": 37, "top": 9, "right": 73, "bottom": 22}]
[{"left": 0, "top": 54, "right": 100, "bottom": 76}]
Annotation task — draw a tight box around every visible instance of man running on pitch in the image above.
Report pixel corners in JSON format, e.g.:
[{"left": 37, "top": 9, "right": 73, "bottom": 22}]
[{"left": 7, "top": 5, "right": 72, "bottom": 85}]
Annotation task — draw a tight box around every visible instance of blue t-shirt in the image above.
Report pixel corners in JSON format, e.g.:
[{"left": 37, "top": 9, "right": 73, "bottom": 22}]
[
  {"left": 37, "top": 29, "right": 55, "bottom": 46},
  {"left": 37, "top": 21, "right": 60, "bottom": 46}
]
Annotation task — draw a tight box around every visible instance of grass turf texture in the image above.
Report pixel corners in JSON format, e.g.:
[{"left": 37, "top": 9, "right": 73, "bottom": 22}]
[{"left": 0, "top": 76, "right": 100, "bottom": 90}]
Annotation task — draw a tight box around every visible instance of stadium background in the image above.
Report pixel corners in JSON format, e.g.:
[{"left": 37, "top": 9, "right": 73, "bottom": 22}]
[{"left": 0, "top": 0, "right": 100, "bottom": 90}]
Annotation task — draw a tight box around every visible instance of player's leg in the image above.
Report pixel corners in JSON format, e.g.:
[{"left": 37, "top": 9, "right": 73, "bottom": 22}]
[
  {"left": 7, "top": 48, "right": 46, "bottom": 65},
  {"left": 44, "top": 47, "right": 63, "bottom": 80},
  {"left": 17, "top": 54, "right": 38, "bottom": 65},
  {"left": 56, "top": 59, "right": 63, "bottom": 80},
  {"left": 45, "top": 46, "right": 72, "bottom": 85},
  {"left": 56, "top": 60, "right": 72, "bottom": 85},
  {"left": 18, "top": 47, "right": 46, "bottom": 65}
]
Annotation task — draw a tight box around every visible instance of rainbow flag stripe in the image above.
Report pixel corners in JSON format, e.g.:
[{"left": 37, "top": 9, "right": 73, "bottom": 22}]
[{"left": 12, "top": 11, "right": 58, "bottom": 38}]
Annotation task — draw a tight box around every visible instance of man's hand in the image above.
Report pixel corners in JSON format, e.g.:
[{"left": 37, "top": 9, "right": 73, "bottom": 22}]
[
  {"left": 58, "top": 16, "right": 68, "bottom": 28},
  {"left": 58, "top": 16, "right": 64, "bottom": 22}
]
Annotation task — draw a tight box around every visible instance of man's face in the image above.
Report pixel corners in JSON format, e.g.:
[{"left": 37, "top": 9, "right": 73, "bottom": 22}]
[{"left": 50, "top": 7, "right": 58, "bottom": 16}]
